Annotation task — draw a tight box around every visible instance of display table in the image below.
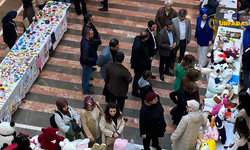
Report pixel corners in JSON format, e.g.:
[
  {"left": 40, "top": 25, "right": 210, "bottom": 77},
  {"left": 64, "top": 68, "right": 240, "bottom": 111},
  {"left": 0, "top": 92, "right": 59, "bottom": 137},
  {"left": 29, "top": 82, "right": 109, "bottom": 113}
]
[
  {"left": 0, "top": 1, "right": 69, "bottom": 121},
  {"left": 201, "top": 26, "right": 244, "bottom": 149}
]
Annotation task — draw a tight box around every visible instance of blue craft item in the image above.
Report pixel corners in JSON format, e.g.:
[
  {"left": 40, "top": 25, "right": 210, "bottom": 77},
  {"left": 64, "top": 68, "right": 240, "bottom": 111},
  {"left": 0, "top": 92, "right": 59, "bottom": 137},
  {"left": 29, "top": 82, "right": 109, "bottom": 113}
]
[{"left": 227, "top": 75, "right": 239, "bottom": 85}]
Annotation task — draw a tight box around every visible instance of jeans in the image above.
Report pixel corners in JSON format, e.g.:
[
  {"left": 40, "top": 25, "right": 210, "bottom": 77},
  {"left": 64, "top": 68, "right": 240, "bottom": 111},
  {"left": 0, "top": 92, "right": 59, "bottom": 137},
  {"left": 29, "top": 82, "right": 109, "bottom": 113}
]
[
  {"left": 59, "top": 0, "right": 70, "bottom": 3},
  {"left": 243, "top": 71, "right": 250, "bottom": 91},
  {"left": 81, "top": 64, "right": 93, "bottom": 93}
]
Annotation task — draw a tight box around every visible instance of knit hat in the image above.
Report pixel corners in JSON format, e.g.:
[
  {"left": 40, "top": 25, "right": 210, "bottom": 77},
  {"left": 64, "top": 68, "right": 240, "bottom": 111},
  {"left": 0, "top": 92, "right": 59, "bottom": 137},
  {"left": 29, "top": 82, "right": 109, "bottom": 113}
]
[
  {"left": 187, "top": 100, "right": 200, "bottom": 112},
  {"left": 145, "top": 92, "right": 157, "bottom": 102}
]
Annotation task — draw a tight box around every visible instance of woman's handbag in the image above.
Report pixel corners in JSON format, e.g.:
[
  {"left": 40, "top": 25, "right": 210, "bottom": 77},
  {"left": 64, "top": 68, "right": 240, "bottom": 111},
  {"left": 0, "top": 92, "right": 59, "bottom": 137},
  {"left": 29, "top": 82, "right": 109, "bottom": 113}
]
[
  {"left": 71, "top": 119, "right": 81, "bottom": 133},
  {"left": 105, "top": 136, "right": 116, "bottom": 146}
]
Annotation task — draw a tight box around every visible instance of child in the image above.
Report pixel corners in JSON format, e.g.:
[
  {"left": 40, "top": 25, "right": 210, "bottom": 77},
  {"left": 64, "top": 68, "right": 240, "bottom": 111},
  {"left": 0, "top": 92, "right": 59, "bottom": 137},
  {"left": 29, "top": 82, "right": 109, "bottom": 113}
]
[
  {"left": 173, "top": 54, "right": 195, "bottom": 90},
  {"left": 138, "top": 70, "right": 154, "bottom": 105},
  {"left": 227, "top": 116, "right": 249, "bottom": 150}
]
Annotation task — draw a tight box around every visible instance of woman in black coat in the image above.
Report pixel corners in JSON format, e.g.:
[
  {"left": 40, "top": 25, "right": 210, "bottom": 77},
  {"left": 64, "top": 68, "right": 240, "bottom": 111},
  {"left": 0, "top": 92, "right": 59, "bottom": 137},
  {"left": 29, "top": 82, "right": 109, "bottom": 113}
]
[
  {"left": 242, "top": 44, "right": 250, "bottom": 91},
  {"left": 140, "top": 92, "right": 166, "bottom": 150},
  {"left": 169, "top": 81, "right": 198, "bottom": 125},
  {"left": 2, "top": 11, "right": 17, "bottom": 49}
]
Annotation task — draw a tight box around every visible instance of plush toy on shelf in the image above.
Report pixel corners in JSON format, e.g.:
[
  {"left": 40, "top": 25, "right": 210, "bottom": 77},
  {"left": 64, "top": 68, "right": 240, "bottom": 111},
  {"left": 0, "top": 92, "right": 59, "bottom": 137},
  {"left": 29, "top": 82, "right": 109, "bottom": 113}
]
[
  {"left": 59, "top": 139, "right": 77, "bottom": 150},
  {"left": 215, "top": 116, "right": 227, "bottom": 144},
  {"left": 198, "top": 135, "right": 216, "bottom": 150},
  {"left": 38, "top": 127, "right": 64, "bottom": 150},
  {"left": 0, "top": 122, "right": 16, "bottom": 148},
  {"left": 225, "top": 45, "right": 240, "bottom": 59}
]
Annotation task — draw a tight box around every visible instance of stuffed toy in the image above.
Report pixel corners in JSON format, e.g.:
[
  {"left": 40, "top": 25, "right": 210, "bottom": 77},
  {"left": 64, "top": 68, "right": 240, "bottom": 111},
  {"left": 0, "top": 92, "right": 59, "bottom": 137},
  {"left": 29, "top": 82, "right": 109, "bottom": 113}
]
[
  {"left": 29, "top": 135, "right": 42, "bottom": 150},
  {"left": 91, "top": 143, "right": 106, "bottom": 150},
  {"left": 203, "top": 126, "right": 219, "bottom": 141},
  {"left": 123, "top": 139, "right": 140, "bottom": 150},
  {"left": 204, "top": 93, "right": 222, "bottom": 107},
  {"left": 215, "top": 116, "right": 227, "bottom": 144},
  {"left": 225, "top": 45, "right": 240, "bottom": 58},
  {"left": 198, "top": 138, "right": 216, "bottom": 150},
  {"left": 71, "top": 138, "right": 90, "bottom": 149},
  {"left": 38, "top": 127, "right": 64, "bottom": 150},
  {"left": 0, "top": 122, "right": 16, "bottom": 147},
  {"left": 220, "top": 68, "right": 233, "bottom": 84},
  {"left": 217, "top": 104, "right": 226, "bottom": 120},
  {"left": 114, "top": 138, "right": 128, "bottom": 150},
  {"left": 211, "top": 97, "right": 228, "bottom": 116},
  {"left": 59, "top": 139, "right": 77, "bottom": 150}
]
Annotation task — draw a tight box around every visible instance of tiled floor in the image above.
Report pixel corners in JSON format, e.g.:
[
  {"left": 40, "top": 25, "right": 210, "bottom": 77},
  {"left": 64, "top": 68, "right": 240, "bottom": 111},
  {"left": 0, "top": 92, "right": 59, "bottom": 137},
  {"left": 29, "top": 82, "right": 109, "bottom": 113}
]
[{"left": 0, "top": 0, "right": 208, "bottom": 149}]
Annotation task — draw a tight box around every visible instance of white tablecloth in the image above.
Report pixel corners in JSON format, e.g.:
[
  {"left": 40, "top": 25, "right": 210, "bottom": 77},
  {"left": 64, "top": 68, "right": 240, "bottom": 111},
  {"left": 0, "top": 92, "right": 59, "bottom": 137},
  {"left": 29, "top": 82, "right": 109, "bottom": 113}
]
[{"left": 0, "top": 1, "right": 69, "bottom": 121}]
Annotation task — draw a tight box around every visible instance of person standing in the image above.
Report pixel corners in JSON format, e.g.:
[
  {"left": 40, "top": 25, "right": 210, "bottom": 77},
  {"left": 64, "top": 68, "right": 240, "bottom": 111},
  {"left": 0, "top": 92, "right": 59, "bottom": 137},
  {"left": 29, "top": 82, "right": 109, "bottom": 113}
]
[
  {"left": 138, "top": 70, "right": 154, "bottom": 105},
  {"left": 55, "top": 98, "right": 81, "bottom": 141},
  {"left": 36, "top": 0, "right": 46, "bottom": 10},
  {"left": 105, "top": 51, "right": 132, "bottom": 112},
  {"left": 140, "top": 92, "right": 166, "bottom": 150},
  {"left": 2, "top": 11, "right": 17, "bottom": 49},
  {"left": 170, "top": 100, "right": 207, "bottom": 150},
  {"left": 172, "top": 9, "right": 191, "bottom": 63},
  {"left": 242, "top": 45, "right": 250, "bottom": 91},
  {"left": 155, "top": 0, "right": 177, "bottom": 34},
  {"left": 157, "top": 20, "right": 176, "bottom": 81},
  {"left": 22, "top": 0, "right": 35, "bottom": 29},
  {"left": 96, "top": 38, "right": 119, "bottom": 102},
  {"left": 80, "top": 96, "right": 104, "bottom": 146},
  {"left": 169, "top": 82, "right": 198, "bottom": 125},
  {"left": 99, "top": 102, "right": 125, "bottom": 148},
  {"left": 145, "top": 21, "right": 157, "bottom": 79},
  {"left": 227, "top": 116, "right": 249, "bottom": 150},
  {"left": 82, "top": 14, "right": 102, "bottom": 51},
  {"left": 80, "top": 28, "right": 97, "bottom": 94},
  {"left": 74, "top": 0, "right": 87, "bottom": 16},
  {"left": 195, "top": 7, "right": 213, "bottom": 67},
  {"left": 99, "top": 0, "right": 108, "bottom": 11},
  {"left": 131, "top": 31, "right": 150, "bottom": 98},
  {"left": 173, "top": 55, "right": 195, "bottom": 90}
]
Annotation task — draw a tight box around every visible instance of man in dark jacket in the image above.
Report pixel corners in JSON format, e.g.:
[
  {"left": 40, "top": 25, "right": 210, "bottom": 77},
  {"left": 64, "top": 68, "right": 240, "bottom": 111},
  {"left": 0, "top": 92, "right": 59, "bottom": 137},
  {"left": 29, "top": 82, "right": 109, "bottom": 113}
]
[
  {"left": 106, "top": 51, "right": 132, "bottom": 112},
  {"left": 80, "top": 28, "right": 97, "bottom": 94},
  {"left": 155, "top": 0, "right": 177, "bottom": 33},
  {"left": 82, "top": 14, "right": 101, "bottom": 72},
  {"left": 140, "top": 92, "right": 166, "bottom": 150},
  {"left": 145, "top": 21, "right": 158, "bottom": 79},
  {"left": 157, "top": 20, "right": 176, "bottom": 81},
  {"left": 82, "top": 14, "right": 102, "bottom": 51},
  {"left": 131, "top": 31, "right": 150, "bottom": 98}
]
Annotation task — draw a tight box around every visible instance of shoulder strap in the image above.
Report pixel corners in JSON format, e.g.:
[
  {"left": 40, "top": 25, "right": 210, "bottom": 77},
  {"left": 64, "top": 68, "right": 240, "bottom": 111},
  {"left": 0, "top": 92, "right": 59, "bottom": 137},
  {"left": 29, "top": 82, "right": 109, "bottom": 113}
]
[
  {"left": 55, "top": 111, "right": 63, "bottom": 119},
  {"left": 96, "top": 102, "right": 104, "bottom": 115}
]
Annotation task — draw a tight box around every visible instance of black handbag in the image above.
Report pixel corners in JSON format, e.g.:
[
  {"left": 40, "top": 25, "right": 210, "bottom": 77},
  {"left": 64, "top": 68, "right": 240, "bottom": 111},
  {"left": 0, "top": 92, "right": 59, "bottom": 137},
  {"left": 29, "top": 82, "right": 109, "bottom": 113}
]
[{"left": 71, "top": 119, "right": 81, "bottom": 133}]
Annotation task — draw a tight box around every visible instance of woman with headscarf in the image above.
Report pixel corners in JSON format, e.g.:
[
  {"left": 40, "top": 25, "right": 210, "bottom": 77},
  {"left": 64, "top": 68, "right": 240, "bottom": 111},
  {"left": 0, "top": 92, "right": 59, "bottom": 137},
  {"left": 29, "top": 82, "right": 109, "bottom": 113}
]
[
  {"left": 55, "top": 98, "right": 81, "bottom": 141},
  {"left": 22, "top": 0, "right": 35, "bottom": 29},
  {"left": 2, "top": 11, "right": 17, "bottom": 49},
  {"left": 170, "top": 100, "right": 208, "bottom": 150},
  {"left": 194, "top": 7, "right": 214, "bottom": 67},
  {"left": 80, "top": 96, "right": 104, "bottom": 146}
]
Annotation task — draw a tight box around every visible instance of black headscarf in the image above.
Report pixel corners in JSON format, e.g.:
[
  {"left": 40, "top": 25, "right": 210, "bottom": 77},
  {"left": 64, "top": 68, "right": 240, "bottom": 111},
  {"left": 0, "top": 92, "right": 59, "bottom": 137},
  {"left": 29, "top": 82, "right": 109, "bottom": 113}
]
[{"left": 2, "top": 11, "right": 17, "bottom": 24}]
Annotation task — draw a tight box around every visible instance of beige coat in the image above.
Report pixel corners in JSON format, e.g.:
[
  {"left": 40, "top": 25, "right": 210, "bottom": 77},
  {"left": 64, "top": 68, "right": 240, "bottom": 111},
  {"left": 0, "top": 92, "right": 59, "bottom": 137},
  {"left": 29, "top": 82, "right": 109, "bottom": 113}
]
[
  {"left": 80, "top": 103, "right": 104, "bottom": 140},
  {"left": 227, "top": 108, "right": 249, "bottom": 127},
  {"left": 171, "top": 111, "right": 207, "bottom": 150},
  {"left": 99, "top": 115, "right": 125, "bottom": 143}
]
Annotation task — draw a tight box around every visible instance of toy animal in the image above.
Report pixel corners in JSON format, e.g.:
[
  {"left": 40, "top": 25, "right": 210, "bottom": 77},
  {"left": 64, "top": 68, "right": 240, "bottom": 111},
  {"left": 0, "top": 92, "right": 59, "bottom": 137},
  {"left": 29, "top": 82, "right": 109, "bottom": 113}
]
[
  {"left": 215, "top": 116, "right": 227, "bottom": 144},
  {"left": 0, "top": 122, "right": 16, "bottom": 147}
]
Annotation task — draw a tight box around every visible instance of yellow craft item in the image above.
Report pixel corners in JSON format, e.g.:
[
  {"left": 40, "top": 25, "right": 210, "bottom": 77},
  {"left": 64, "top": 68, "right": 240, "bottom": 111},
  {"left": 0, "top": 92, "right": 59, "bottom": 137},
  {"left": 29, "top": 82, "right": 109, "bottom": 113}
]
[
  {"left": 199, "top": 139, "right": 216, "bottom": 150},
  {"left": 210, "top": 117, "right": 215, "bottom": 128}
]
